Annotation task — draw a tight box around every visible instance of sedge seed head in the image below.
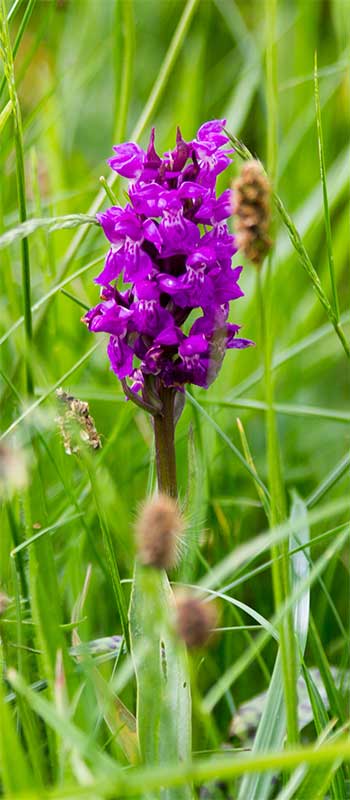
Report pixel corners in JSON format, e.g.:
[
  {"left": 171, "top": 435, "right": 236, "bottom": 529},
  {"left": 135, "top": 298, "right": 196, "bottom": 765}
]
[
  {"left": 175, "top": 592, "right": 218, "bottom": 649},
  {"left": 135, "top": 494, "right": 184, "bottom": 570},
  {"left": 232, "top": 159, "right": 272, "bottom": 268}
]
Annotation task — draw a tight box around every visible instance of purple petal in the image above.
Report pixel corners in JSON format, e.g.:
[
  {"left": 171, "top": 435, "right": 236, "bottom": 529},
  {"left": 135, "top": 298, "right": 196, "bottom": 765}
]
[
  {"left": 108, "top": 142, "right": 145, "bottom": 178},
  {"left": 196, "top": 119, "right": 228, "bottom": 147},
  {"left": 107, "top": 336, "right": 134, "bottom": 378},
  {"left": 95, "top": 248, "right": 123, "bottom": 286}
]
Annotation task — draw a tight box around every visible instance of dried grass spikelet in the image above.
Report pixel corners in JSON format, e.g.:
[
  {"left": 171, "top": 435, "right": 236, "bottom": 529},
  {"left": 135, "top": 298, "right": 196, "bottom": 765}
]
[
  {"left": 174, "top": 592, "right": 218, "bottom": 649},
  {"left": 56, "top": 388, "right": 102, "bottom": 455},
  {"left": 232, "top": 159, "right": 272, "bottom": 268},
  {"left": 135, "top": 493, "right": 184, "bottom": 570}
]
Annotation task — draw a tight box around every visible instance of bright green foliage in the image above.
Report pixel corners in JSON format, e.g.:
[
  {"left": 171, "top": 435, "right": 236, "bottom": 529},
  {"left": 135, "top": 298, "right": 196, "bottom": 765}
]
[{"left": 0, "top": 0, "right": 349, "bottom": 798}]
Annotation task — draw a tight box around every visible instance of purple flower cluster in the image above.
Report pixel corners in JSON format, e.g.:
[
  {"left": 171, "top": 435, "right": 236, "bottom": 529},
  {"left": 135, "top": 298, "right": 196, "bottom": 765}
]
[{"left": 83, "top": 120, "right": 253, "bottom": 401}]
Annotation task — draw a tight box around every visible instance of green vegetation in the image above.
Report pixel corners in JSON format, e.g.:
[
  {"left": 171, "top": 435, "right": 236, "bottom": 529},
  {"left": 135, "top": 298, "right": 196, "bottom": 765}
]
[{"left": 0, "top": 1, "right": 349, "bottom": 798}]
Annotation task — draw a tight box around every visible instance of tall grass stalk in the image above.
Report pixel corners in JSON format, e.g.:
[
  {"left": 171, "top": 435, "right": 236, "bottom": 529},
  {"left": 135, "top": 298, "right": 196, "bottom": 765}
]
[
  {"left": 0, "top": 0, "right": 33, "bottom": 393},
  {"left": 262, "top": 0, "right": 298, "bottom": 746},
  {"left": 113, "top": 0, "right": 135, "bottom": 143},
  {"left": 314, "top": 51, "right": 340, "bottom": 321},
  {"left": 226, "top": 131, "right": 350, "bottom": 358}
]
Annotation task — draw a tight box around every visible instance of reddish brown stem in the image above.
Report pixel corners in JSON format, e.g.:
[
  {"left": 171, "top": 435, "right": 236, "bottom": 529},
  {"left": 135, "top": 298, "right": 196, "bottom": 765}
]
[{"left": 153, "top": 386, "right": 177, "bottom": 498}]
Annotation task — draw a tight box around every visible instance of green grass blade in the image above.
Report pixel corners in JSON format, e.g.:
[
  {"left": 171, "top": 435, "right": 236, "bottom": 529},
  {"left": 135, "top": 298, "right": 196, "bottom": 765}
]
[
  {"left": 10, "top": 512, "right": 84, "bottom": 555},
  {"left": 231, "top": 310, "right": 350, "bottom": 400},
  {"left": 0, "top": 254, "right": 103, "bottom": 349},
  {"left": 202, "top": 526, "right": 348, "bottom": 713},
  {"left": 0, "top": 214, "right": 98, "bottom": 250},
  {"left": 7, "top": 0, "right": 23, "bottom": 23},
  {"left": 237, "top": 492, "right": 310, "bottom": 800},
  {"left": 257, "top": 266, "right": 298, "bottom": 749},
  {"left": 275, "top": 721, "right": 344, "bottom": 800},
  {"left": 113, "top": 0, "right": 134, "bottom": 142},
  {"left": 236, "top": 417, "right": 270, "bottom": 517},
  {"left": 84, "top": 456, "right": 130, "bottom": 652},
  {"left": 200, "top": 497, "right": 349, "bottom": 594},
  {"left": 207, "top": 397, "right": 350, "bottom": 424},
  {"left": 12, "top": 736, "right": 350, "bottom": 798},
  {"left": 6, "top": 668, "right": 122, "bottom": 779},
  {"left": 0, "top": 673, "right": 34, "bottom": 792},
  {"left": 226, "top": 129, "right": 350, "bottom": 358},
  {"left": 0, "top": 341, "right": 101, "bottom": 440},
  {"left": 308, "top": 615, "right": 345, "bottom": 724},
  {"left": 306, "top": 451, "right": 350, "bottom": 508},
  {"left": 0, "top": 0, "right": 33, "bottom": 392},
  {"left": 314, "top": 51, "right": 339, "bottom": 320},
  {"left": 301, "top": 664, "right": 346, "bottom": 800},
  {"left": 186, "top": 392, "right": 270, "bottom": 501}
]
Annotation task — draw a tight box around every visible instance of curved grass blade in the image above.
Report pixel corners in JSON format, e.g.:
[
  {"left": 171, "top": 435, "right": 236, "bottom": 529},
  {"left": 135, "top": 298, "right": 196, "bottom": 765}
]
[
  {"left": 0, "top": 0, "right": 33, "bottom": 391},
  {"left": 113, "top": 0, "right": 134, "bottom": 142},
  {"left": 83, "top": 455, "right": 130, "bottom": 653},
  {"left": 0, "top": 672, "right": 35, "bottom": 792},
  {"left": 0, "top": 254, "right": 103, "bottom": 349},
  {"left": 202, "top": 524, "right": 348, "bottom": 714},
  {"left": 232, "top": 310, "right": 350, "bottom": 400},
  {"left": 186, "top": 392, "right": 270, "bottom": 502},
  {"left": 275, "top": 721, "right": 344, "bottom": 800},
  {"left": 207, "top": 397, "right": 350, "bottom": 424},
  {"left": 314, "top": 51, "right": 339, "bottom": 320},
  {"left": 0, "top": 341, "right": 101, "bottom": 441},
  {"left": 226, "top": 129, "right": 350, "bottom": 358},
  {"left": 6, "top": 669, "right": 121, "bottom": 780},
  {"left": 17, "top": 736, "right": 350, "bottom": 797},
  {"left": 0, "top": 214, "right": 98, "bottom": 250},
  {"left": 238, "top": 492, "right": 310, "bottom": 800},
  {"left": 236, "top": 417, "right": 270, "bottom": 517},
  {"left": 306, "top": 451, "right": 350, "bottom": 508},
  {"left": 302, "top": 664, "right": 346, "bottom": 799}
]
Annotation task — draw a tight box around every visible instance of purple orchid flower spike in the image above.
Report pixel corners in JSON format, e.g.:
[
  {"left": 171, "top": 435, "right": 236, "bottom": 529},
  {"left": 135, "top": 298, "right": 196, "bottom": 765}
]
[{"left": 83, "top": 119, "right": 254, "bottom": 419}]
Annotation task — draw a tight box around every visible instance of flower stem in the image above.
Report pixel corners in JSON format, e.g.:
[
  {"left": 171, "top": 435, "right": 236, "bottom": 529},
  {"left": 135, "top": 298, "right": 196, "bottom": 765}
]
[{"left": 153, "top": 386, "right": 178, "bottom": 498}]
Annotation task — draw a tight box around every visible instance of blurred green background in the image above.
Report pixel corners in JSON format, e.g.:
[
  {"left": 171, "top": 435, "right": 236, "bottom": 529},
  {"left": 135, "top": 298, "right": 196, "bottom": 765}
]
[{"left": 1, "top": 0, "right": 349, "bottom": 753}]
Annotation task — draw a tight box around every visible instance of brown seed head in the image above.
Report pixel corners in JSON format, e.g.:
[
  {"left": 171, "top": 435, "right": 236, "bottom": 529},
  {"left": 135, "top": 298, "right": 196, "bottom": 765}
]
[
  {"left": 175, "top": 592, "right": 218, "bottom": 649},
  {"left": 232, "top": 160, "right": 272, "bottom": 268},
  {"left": 135, "top": 494, "right": 184, "bottom": 570}
]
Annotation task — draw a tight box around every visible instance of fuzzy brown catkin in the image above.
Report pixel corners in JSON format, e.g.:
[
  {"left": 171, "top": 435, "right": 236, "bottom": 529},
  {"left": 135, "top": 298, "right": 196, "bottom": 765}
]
[
  {"left": 175, "top": 593, "right": 218, "bottom": 649},
  {"left": 135, "top": 494, "right": 183, "bottom": 570},
  {"left": 232, "top": 160, "right": 272, "bottom": 267}
]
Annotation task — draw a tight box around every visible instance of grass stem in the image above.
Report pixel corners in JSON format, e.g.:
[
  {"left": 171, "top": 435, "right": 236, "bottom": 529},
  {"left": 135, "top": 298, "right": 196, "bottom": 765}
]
[
  {"left": 314, "top": 51, "right": 340, "bottom": 321},
  {"left": 0, "top": 0, "right": 33, "bottom": 393},
  {"left": 263, "top": 0, "right": 298, "bottom": 746}
]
